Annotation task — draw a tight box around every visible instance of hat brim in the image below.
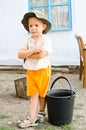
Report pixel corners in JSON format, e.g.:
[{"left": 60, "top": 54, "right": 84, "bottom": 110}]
[{"left": 21, "top": 12, "right": 51, "bottom": 34}]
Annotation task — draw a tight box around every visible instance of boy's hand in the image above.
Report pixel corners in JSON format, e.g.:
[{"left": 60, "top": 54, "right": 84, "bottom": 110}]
[
  {"left": 30, "top": 47, "right": 48, "bottom": 59},
  {"left": 33, "top": 46, "right": 44, "bottom": 53}
]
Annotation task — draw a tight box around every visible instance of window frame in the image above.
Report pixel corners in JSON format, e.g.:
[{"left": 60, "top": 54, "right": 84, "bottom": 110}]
[{"left": 28, "top": 0, "right": 72, "bottom": 32}]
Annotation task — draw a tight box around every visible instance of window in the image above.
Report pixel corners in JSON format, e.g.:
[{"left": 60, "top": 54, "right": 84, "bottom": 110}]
[{"left": 28, "top": 0, "right": 72, "bottom": 32}]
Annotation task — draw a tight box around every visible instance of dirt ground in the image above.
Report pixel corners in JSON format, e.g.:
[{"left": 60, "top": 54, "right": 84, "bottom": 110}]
[{"left": 0, "top": 68, "right": 86, "bottom": 130}]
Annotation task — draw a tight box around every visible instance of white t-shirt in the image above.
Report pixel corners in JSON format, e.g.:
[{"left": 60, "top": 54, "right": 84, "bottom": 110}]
[{"left": 22, "top": 34, "right": 52, "bottom": 70}]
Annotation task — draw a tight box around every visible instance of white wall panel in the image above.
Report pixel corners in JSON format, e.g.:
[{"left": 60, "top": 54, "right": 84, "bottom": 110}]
[{"left": 0, "top": 0, "right": 85, "bottom": 66}]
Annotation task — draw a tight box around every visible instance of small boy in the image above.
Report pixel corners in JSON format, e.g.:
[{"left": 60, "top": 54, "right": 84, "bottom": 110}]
[{"left": 18, "top": 10, "right": 52, "bottom": 128}]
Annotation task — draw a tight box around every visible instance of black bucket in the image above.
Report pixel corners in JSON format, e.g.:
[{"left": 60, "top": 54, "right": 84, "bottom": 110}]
[{"left": 46, "top": 76, "right": 76, "bottom": 126}]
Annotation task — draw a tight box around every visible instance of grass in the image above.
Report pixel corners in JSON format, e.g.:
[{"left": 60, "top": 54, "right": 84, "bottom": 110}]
[
  {"left": 0, "top": 126, "right": 15, "bottom": 130},
  {"left": 74, "top": 103, "right": 84, "bottom": 110},
  {"left": 0, "top": 115, "right": 15, "bottom": 130},
  {"left": 77, "top": 103, "right": 84, "bottom": 107},
  {"left": 76, "top": 114, "right": 84, "bottom": 118},
  {"left": 0, "top": 110, "right": 83, "bottom": 130},
  {"left": 0, "top": 114, "right": 8, "bottom": 119},
  {"left": 34, "top": 123, "right": 73, "bottom": 130},
  {"left": 35, "top": 124, "right": 56, "bottom": 130},
  {"left": 61, "top": 124, "right": 73, "bottom": 130}
]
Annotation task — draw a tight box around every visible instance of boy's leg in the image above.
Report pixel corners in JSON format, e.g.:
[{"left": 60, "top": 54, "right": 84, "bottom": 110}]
[
  {"left": 38, "top": 97, "right": 46, "bottom": 122},
  {"left": 38, "top": 67, "right": 51, "bottom": 122},
  {"left": 27, "top": 70, "right": 39, "bottom": 119},
  {"left": 29, "top": 94, "right": 39, "bottom": 119},
  {"left": 39, "top": 96, "right": 46, "bottom": 111},
  {"left": 18, "top": 94, "right": 39, "bottom": 128}
]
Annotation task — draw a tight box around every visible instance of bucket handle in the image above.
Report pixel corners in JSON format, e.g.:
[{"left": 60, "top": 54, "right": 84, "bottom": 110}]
[{"left": 50, "top": 76, "right": 73, "bottom": 96}]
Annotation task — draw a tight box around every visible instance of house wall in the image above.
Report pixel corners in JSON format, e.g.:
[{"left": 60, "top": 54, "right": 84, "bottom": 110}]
[{"left": 0, "top": 0, "right": 86, "bottom": 66}]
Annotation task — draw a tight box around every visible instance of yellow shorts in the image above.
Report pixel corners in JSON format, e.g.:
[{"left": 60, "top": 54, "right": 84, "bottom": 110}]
[{"left": 27, "top": 67, "right": 51, "bottom": 97}]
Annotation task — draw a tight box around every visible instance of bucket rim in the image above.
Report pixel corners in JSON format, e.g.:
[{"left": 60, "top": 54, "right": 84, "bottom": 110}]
[{"left": 47, "top": 89, "right": 76, "bottom": 99}]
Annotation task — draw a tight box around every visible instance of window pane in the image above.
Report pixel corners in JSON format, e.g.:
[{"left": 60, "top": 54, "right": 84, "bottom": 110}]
[
  {"left": 31, "top": 8, "right": 48, "bottom": 19},
  {"left": 28, "top": 0, "right": 72, "bottom": 31},
  {"left": 30, "top": 0, "right": 48, "bottom": 6},
  {"left": 52, "top": 0, "right": 68, "bottom": 4},
  {"left": 51, "top": 6, "right": 69, "bottom": 29}
]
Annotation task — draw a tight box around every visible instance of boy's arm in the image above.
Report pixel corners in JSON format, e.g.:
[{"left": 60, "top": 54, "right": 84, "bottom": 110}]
[
  {"left": 29, "top": 49, "right": 48, "bottom": 59},
  {"left": 17, "top": 47, "right": 46, "bottom": 59},
  {"left": 18, "top": 48, "right": 34, "bottom": 59}
]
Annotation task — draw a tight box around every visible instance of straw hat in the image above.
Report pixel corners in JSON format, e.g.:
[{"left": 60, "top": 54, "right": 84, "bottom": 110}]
[{"left": 21, "top": 10, "right": 51, "bottom": 34}]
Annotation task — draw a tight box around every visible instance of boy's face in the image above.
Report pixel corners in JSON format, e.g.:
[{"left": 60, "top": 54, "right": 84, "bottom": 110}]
[{"left": 28, "top": 17, "right": 46, "bottom": 38}]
